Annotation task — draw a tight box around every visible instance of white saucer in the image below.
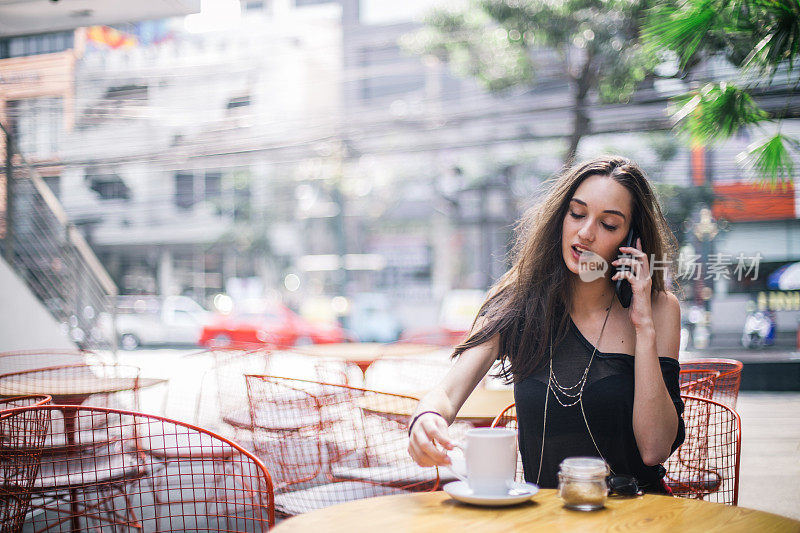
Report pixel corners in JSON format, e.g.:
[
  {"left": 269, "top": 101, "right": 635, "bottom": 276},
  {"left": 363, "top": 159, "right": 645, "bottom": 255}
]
[{"left": 443, "top": 481, "right": 539, "bottom": 507}]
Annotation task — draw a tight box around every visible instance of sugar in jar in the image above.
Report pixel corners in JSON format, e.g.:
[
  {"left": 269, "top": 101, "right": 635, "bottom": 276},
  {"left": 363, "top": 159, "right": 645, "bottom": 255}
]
[{"left": 558, "top": 457, "right": 609, "bottom": 511}]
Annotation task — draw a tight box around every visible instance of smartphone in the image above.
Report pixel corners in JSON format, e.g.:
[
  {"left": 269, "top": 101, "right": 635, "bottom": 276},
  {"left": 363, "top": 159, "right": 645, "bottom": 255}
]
[{"left": 614, "top": 227, "right": 639, "bottom": 308}]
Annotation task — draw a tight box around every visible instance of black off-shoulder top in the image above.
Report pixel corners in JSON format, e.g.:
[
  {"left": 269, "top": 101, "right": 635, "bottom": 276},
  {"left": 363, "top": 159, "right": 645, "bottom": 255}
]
[{"left": 514, "top": 316, "right": 685, "bottom": 492}]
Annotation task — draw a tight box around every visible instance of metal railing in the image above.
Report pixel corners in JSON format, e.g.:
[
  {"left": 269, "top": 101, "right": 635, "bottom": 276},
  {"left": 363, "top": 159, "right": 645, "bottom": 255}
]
[{"left": 1, "top": 121, "right": 118, "bottom": 351}]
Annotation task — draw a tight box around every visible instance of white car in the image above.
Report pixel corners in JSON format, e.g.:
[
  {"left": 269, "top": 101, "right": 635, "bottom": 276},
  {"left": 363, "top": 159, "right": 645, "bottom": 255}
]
[{"left": 115, "top": 296, "right": 210, "bottom": 350}]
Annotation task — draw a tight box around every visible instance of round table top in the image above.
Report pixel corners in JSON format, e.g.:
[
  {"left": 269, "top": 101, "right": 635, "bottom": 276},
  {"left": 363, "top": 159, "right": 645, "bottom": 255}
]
[
  {"left": 273, "top": 489, "right": 800, "bottom": 532},
  {"left": 0, "top": 375, "right": 166, "bottom": 399},
  {"left": 289, "top": 342, "right": 442, "bottom": 363},
  {"left": 359, "top": 389, "right": 514, "bottom": 425}
]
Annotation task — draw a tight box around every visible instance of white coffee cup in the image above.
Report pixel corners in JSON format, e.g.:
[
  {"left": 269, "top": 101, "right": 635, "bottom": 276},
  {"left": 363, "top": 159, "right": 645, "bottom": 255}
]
[{"left": 446, "top": 427, "right": 517, "bottom": 496}]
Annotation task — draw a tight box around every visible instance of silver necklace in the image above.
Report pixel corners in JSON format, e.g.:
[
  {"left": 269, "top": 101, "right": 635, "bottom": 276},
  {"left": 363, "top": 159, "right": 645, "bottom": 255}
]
[{"left": 536, "top": 300, "right": 615, "bottom": 484}]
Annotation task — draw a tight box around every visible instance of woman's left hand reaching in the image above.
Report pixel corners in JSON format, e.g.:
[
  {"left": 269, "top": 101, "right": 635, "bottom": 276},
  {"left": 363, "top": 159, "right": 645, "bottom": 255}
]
[{"left": 612, "top": 237, "right": 653, "bottom": 330}]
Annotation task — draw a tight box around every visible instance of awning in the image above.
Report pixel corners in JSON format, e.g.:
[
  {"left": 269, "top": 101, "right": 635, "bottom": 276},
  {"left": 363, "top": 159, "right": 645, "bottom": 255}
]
[{"left": 767, "top": 262, "right": 800, "bottom": 290}]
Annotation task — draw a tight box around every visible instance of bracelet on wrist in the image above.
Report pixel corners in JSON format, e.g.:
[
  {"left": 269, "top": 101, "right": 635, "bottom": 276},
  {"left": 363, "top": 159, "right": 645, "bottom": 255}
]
[{"left": 407, "top": 410, "right": 445, "bottom": 437}]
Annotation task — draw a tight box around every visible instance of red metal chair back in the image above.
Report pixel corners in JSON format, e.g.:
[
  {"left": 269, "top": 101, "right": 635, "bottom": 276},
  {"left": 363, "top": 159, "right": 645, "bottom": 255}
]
[
  {"left": 0, "top": 396, "right": 52, "bottom": 532},
  {"left": 0, "top": 404, "right": 274, "bottom": 531},
  {"left": 664, "top": 394, "right": 742, "bottom": 505},
  {"left": 0, "top": 394, "right": 52, "bottom": 408},
  {"left": 192, "top": 347, "right": 271, "bottom": 441},
  {"left": 313, "top": 357, "right": 357, "bottom": 386},
  {"left": 679, "top": 369, "right": 720, "bottom": 399},
  {"left": 679, "top": 359, "right": 743, "bottom": 408},
  {"left": 490, "top": 403, "right": 524, "bottom": 482},
  {"left": 245, "top": 375, "right": 326, "bottom": 491},
  {"left": 245, "top": 374, "right": 439, "bottom": 517}
]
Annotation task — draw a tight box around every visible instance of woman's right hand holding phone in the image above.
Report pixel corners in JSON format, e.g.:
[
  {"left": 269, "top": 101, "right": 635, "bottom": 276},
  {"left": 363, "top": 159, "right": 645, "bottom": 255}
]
[{"left": 408, "top": 412, "right": 455, "bottom": 467}]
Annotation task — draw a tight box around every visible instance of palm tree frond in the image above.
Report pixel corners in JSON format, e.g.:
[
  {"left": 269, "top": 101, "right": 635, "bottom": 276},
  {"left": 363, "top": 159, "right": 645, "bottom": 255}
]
[
  {"left": 642, "top": 1, "right": 718, "bottom": 68},
  {"left": 671, "top": 83, "right": 770, "bottom": 144},
  {"left": 744, "top": 0, "right": 800, "bottom": 70},
  {"left": 736, "top": 133, "right": 799, "bottom": 187}
]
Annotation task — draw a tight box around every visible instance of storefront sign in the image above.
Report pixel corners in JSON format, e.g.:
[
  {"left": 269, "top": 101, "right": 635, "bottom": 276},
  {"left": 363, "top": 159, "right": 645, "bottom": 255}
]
[{"left": 757, "top": 291, "right": 800, "bottom": 311}]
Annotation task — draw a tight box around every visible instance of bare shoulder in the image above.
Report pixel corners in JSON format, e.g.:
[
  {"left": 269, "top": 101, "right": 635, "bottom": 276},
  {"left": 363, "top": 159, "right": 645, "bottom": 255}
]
[
  {"left": 652, "top": 291, "right": 681, "bottom": 319},
  {"left": 651, "top": 291, "right": 681, "bottom": 360}
]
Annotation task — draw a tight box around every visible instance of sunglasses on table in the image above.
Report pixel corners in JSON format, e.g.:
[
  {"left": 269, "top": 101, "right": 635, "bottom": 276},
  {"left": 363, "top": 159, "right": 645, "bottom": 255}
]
[{"left": 606, "top": 475, "right": 644, "bottom": 497}]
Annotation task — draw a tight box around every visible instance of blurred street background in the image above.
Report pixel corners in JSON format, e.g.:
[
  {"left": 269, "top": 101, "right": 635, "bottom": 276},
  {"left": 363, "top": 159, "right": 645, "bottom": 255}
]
[
  {"left": 1, "top": 0, "right": 799, "bottom": 358},
  {"left": 1, "top": 0, "right": 800, "bottom": 522}
]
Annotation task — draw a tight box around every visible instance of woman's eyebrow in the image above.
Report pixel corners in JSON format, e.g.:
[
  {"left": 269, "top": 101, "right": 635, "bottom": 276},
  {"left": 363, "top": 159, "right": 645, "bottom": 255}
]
[{"left": 570, "top": 198, "right": 627, "bottom": 220}]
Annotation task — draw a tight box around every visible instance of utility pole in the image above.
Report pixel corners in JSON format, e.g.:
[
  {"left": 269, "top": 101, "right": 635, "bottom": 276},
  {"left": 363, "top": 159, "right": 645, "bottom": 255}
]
[{"left": 690, "top": 145, "right": 717, "bottom": 349}]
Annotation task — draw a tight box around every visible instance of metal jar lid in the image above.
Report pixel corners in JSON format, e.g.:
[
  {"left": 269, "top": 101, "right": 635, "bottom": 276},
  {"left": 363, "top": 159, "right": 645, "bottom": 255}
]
[{"left": 558, "top": 457, "right": 609, "bottom": 480}]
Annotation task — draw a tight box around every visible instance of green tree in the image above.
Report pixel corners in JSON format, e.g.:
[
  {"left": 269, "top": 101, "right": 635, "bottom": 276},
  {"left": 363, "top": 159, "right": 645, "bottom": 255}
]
[
  {"left": 402, "top": 0, "right": 659, "bottom": 163},
  {"left": 643, "top": 0, "right": 800, "bottom": 186}
]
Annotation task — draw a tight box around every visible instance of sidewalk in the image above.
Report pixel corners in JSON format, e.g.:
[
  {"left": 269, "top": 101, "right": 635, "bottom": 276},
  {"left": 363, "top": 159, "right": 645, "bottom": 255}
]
[
  {"left": 736, "top": 392, "right": 800, "bottom": 519},
  {"left": 682, "top": 334, "right": 800, "bottom": 391},
  {"left": 684, "top": 346, "right": 800, "bottom": 362},
  {"left": 688, "top": 328, "right": 799, "bottom": 360}
]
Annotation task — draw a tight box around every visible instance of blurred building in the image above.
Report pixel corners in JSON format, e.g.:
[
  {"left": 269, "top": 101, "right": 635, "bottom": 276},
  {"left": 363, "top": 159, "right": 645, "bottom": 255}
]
[
  {"left": 0, "top": 33, "right": 76, "bottom": 199},
  {"left": 2, "top": 0, "right": 799, "bottom": 339},
  {"left": 53, "top": 5, "right": 342, "bottom": 305},
  {"left": 0, "top": 0, "right": 201, "bottom": 350}
]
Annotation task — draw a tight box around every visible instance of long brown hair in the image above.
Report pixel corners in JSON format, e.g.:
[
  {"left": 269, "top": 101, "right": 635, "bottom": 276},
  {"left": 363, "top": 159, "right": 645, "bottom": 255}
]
[{"left": 454, "top": 155, "right": 678, "bottom": 383}]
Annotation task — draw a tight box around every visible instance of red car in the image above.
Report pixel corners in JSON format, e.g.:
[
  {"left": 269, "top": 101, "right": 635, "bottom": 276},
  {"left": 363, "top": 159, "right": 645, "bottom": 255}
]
[
  {"left": 199, "top": 300, "right": 347, "bottom": 349},
  {"left": 399, "top": 327, "right": 468, "bottom": 347}
]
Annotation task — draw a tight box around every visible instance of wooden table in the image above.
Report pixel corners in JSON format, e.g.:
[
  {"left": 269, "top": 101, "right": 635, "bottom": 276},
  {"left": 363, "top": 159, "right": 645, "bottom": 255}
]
[
  {"left": 273, "top": 489, "right": 800, "bottom": 532},
  {"left": 291, "top": 342, "right": 442, "bottom": 378},
  {"left": 359, "top": 389, "right": 514, "bottom": 427}
]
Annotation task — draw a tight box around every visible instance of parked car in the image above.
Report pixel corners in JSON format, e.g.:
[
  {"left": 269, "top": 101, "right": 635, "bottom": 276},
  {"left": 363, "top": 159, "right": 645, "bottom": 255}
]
[
  {"left": 115, "top": 295, "right": 211, "bottom": 350},
  {"left": 199, "top": 299, "right": 347, "bottom": 349}
]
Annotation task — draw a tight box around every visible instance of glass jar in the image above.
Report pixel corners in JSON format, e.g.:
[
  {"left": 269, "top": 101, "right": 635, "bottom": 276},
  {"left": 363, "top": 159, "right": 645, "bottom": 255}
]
[{"left": 558, "top": 457, "right": 609, "bottom": 511}]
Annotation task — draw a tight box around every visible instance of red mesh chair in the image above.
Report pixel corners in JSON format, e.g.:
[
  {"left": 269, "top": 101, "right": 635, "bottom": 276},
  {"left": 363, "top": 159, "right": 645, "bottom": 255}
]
[
  {"left": 0, "top": 396, "right": 52, "bottom": 532},
  {"left": 664, "top": 394, "right": 742, "bottom": 505},
  {"left": 490, "top": 403, "right": 524, "bottom": 483},
  {"left": 245, "top": 375, "right": 328, "bottom": 496},
  {"left": 313, "top": 357, "right": 359, "bottom": 387},
  {"left": 679, "top": 359, "right": 743, "bottom": 408},
  {"left": 0, "top": 394, "right": 52, "bottom": 409},
  {"left": 0, "top": 405, "right": 274, "bottom": 531},
  {"left": 192, "top": 348, "right": 271, "bottom": 443},
  {"left": 245, "top": 375, "right": 439, "bottom": 517},
  {"left": 679, "top": 369, "right": 720, "bottom": 399}
]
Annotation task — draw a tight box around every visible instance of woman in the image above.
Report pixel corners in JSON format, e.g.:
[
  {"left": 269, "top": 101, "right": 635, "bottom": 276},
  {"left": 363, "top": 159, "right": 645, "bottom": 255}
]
[{"left": 408, "top": 155, "right": 685, "bottom": 493}]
